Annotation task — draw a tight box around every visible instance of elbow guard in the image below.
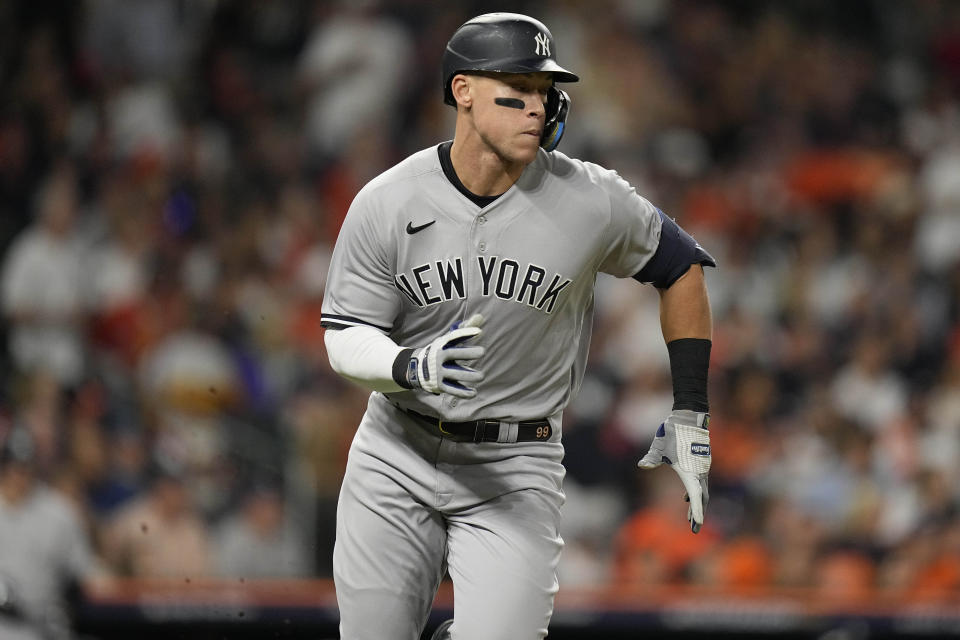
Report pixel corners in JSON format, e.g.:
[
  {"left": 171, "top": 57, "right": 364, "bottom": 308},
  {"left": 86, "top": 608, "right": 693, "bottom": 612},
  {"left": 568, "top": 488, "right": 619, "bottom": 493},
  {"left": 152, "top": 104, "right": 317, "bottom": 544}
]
[{"left": 634, "top": 209, "right": 716, "bottom": 289}]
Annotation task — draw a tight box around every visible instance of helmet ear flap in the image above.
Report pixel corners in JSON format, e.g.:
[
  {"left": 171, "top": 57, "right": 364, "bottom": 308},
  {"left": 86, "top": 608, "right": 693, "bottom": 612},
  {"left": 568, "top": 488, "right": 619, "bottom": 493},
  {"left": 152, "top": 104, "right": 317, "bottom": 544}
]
[{"left": 540, "top": 87, "right": 570, "bottom": 151}]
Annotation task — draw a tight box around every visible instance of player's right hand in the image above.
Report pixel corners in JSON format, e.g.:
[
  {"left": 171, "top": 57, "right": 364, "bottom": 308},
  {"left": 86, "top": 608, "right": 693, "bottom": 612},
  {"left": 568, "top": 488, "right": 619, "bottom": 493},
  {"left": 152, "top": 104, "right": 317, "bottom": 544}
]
[{"left": 407, "top": 314, "right": 485, "bottom": 398}]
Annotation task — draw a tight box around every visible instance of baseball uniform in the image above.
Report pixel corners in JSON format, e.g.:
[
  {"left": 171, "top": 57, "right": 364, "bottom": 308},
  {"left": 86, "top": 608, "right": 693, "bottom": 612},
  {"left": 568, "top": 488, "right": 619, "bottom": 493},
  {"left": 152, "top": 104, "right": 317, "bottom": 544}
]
[{"left": 321, "top": 140, "right": 710, "bottom": 639}]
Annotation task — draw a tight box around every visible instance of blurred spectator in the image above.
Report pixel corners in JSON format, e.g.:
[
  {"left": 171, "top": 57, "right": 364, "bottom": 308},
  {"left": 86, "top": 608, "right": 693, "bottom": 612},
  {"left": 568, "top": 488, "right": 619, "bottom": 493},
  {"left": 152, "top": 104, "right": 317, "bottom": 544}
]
[
  {"left": 1, "top": 163, "right": 87, "bottom": 387},
  {"left": 762, "top": 498, "right": 829, "bottom": 589},
  {"left": 84, "top": 175, "right": 159, "bottom": 374},
  {"left": 99, "top": 460, "right": 212, "bottom": 579},
  {"left": 9, "top": 371, "right": 66, "bottom": 480},
  {"left": 830, "top": 330, "right": 908, "bottom": 432},
  {"left": 557, "top": 478, "right": 627, "bottom": 588},
  {"left": 283, "top": 387, "right": 365, "bottom": 577},
  {"left": 136, "top": 286, "right": 242, "bottom": 517},
  {"left": 297, "top": 1, "right": 414, "bottom": 158},
  {"left": 612, "top": 473, "right": 719, "bottom": 589},
  {"left": 83, "top": 0, "right": 213, "bottom": 82},
  {"left": 813, "top": 549, "right": 876, "bottom": 602},
  {"left": 914, "top": 145, "right": 960, "bottom": 274},
  {"left": 0, "top": 426, "right": 106, "bottom": 640},
  {"left": 104, "top": 82, "right": 183, "bottom": 167},
  {"left": 876, "top": 524, "right": 949, "bottom": 596},
  {"left": 214, "top": 483, "right": 309, "bottom": 578},
  {"left": 691, "top": 535, "right": 774, "bottom": 592},
  {"left": 920, "top": 357, "right": 960, "bottom": 481},
  {"left": 86, "top": 428, "right": 148, "bottom": 517},
  {"left": 708, "top": 364, "right": 777, "bottom": 492}
]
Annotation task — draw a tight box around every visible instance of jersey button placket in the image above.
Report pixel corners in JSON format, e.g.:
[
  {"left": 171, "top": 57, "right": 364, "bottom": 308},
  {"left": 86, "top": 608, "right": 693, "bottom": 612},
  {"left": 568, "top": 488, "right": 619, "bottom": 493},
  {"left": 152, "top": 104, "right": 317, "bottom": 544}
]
[{"left": 469, "top": 215, "right": 488, "bottom": 291}]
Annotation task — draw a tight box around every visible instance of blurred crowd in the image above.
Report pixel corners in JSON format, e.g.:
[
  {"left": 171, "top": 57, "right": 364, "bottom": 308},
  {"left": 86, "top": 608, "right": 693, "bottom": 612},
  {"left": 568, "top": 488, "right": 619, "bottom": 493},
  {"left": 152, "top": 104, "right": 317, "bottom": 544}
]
[{"left": 0, "top": 0, "right": 959, "bottom": 634}]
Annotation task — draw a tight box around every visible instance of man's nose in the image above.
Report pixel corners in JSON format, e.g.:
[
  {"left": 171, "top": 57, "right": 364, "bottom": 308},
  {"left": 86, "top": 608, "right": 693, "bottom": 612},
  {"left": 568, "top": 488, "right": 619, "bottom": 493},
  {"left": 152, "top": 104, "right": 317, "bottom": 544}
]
[{"left": 527, "top": 95, "right": 546, "bottom": 116}]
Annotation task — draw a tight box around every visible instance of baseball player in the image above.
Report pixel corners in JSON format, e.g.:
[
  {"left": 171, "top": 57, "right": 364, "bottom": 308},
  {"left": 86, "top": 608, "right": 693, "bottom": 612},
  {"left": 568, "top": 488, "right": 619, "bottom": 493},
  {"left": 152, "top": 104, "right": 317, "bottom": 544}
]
[{"left": 320, "top": 12, "right": 715, "bottom": 640}]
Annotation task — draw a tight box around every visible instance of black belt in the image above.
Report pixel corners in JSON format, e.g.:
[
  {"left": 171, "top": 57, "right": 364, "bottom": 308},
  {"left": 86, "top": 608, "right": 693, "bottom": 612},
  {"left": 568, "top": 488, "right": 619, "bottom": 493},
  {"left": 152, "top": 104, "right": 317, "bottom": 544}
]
[{"left": 403, "top": 409, "right": 553, "bottom": 443}]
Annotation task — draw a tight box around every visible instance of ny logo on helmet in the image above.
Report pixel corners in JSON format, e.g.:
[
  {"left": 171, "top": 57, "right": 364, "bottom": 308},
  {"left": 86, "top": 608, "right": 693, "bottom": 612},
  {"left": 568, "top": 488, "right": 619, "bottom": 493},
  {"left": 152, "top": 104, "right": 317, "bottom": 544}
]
[{"left": 534, "top": 32, "right": 550, "bottom": 56}]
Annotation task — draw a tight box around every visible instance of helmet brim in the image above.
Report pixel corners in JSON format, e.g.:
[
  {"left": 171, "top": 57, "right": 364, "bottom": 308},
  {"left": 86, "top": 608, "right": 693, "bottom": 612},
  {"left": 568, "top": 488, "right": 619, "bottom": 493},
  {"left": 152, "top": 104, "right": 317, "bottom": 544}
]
[
  {"left": 453, "top": 59, "right": 579, "bottom": 84},
  {"left": 486, "top": 58, "right": 579, "bottom": 83}
]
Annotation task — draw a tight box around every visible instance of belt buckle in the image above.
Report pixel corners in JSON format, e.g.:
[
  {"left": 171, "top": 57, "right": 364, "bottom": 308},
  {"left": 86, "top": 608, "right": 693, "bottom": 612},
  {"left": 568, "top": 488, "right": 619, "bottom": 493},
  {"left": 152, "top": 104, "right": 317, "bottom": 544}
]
[{"left": 437, "top": 419, "right": 452, "bottom": 436}]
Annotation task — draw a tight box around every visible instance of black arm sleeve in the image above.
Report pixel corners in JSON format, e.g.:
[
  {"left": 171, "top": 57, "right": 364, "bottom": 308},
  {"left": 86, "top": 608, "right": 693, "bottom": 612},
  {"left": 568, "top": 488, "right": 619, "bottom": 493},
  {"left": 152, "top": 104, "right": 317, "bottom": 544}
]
[{"left": 668, "top": 338, "right": 711, "bottom": 413}]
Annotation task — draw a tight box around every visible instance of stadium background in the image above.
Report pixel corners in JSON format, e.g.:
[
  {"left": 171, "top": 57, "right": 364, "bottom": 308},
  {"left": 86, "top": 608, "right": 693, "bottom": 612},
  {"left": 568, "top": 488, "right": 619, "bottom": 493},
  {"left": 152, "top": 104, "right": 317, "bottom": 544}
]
[{"left": 0, "top": 0, "right": 959, "bottom": 638}]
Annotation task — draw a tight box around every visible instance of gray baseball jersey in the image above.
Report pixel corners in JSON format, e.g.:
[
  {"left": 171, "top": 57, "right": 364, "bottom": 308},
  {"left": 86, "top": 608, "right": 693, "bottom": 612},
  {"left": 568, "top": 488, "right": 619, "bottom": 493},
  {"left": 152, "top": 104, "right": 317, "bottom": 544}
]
[
  {"left": 322, "top": 143, "right": 661, "bottom": 423},
  {"left": 321, "top": 143, "right": 665, "bottom": 640}
]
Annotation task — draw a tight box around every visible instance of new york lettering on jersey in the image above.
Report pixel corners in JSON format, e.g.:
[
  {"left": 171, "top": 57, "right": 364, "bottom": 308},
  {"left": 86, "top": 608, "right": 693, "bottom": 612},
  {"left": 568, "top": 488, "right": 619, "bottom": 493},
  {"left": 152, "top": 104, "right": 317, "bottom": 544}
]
[{"left": 394, "top": 255, "right": 572, "bottom": 313}]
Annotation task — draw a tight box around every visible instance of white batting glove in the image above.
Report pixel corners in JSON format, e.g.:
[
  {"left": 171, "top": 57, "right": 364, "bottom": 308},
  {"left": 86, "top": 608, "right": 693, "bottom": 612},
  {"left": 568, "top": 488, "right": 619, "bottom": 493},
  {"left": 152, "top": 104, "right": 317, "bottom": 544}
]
[
  {"left": 638, "top": 410, "right": 711, "bottom": 533},
  {"left": 407, "top": 314, "right": 485, "bottom": 398}
]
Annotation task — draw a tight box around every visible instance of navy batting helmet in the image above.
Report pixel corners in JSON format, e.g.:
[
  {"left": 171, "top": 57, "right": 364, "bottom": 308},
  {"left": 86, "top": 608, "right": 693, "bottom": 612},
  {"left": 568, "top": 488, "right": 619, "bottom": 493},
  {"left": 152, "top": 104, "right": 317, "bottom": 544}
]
[{"left": 442, "top": 13, "right": 579, "bottom": 151}]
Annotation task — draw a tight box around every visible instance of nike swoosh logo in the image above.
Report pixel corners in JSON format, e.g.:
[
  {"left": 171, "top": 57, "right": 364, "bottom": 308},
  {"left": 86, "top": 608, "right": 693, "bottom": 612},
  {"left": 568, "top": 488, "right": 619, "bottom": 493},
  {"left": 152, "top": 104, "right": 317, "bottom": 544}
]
[{"left": 406, "top": 220, "right": 436, "bottom": 234}]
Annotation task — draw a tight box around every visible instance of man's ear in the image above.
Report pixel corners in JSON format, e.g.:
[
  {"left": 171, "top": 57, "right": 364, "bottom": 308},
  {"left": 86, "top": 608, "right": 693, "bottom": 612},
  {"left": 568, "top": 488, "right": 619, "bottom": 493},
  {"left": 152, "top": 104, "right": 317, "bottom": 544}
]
[{"left": 451, "top": 74, "right": 473, "bottom": 108}]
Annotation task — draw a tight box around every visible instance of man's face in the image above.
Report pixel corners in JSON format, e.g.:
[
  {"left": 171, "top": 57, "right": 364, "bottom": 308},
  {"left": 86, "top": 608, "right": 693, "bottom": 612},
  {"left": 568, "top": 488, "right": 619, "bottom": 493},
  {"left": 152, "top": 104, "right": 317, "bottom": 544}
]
[
  {"left": 463, "top": 71, "right": 554, "bottom": 165},
  {"left": 0, "top": 463, "right": 35, "bottom": 500}
]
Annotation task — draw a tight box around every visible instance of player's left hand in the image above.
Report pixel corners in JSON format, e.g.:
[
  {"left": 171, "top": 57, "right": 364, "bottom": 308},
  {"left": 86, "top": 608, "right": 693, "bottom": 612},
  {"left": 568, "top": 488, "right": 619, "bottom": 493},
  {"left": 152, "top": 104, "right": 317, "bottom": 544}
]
[{"left": 637, "top": 410, "right": 711, "bottom": 533}]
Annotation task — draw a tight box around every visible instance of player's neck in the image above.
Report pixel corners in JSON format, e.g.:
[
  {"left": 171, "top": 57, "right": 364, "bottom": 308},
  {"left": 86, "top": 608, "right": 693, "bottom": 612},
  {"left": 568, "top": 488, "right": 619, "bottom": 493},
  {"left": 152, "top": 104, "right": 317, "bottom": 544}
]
[{"left": 449, "top": 135, "right": 525, "bottom": 197}]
